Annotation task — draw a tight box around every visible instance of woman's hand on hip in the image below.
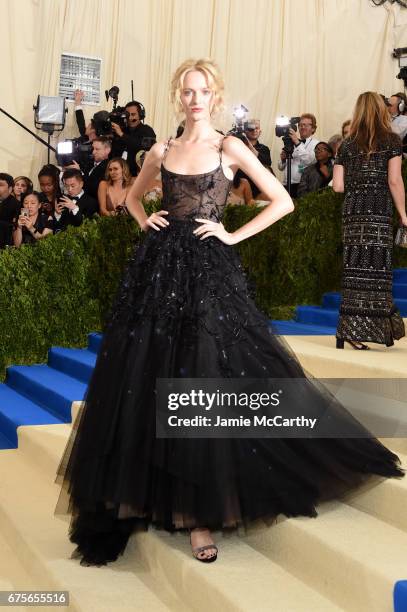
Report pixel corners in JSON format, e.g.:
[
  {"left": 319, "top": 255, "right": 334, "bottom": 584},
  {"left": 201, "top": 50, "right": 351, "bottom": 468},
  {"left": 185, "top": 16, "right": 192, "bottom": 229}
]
[
  {"left": 193, "top": 218, "right": 237, "bottom": 245},
  {"left": 144, "top": 210, "right": 169, "bottom": 231}
]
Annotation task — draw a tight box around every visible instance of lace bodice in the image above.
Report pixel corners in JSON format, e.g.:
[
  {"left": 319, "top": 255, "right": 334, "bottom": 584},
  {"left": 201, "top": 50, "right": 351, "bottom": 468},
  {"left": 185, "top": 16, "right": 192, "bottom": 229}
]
[{"left": 160, "top": 138, "right": 232, "bottom": 222}]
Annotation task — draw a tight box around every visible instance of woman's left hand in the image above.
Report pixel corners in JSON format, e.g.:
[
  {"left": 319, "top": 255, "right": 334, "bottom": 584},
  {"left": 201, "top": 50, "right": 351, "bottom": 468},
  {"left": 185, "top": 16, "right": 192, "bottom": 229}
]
[{"left": 193, "top": 218, "right": 237, "bottom": 245}]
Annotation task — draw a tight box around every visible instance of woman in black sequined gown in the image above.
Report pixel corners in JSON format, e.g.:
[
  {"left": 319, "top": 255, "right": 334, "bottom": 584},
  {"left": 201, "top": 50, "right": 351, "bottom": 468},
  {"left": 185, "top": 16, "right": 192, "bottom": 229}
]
[
  {"left": 333, "top": 92, "right": 407, "bottom": 349},
  {"left": 56, "top": 62, "right": 404, "bottom": 566}
]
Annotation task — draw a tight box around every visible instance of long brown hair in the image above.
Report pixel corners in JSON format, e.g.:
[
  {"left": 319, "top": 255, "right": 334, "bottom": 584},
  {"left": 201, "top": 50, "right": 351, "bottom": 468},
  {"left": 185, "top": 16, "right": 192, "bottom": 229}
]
[
  {"left": 349, "top": 92, "right": 393, "bottom": 155},
  {"left": 105, "top": 157, "right": 132, "bottom": 187}
]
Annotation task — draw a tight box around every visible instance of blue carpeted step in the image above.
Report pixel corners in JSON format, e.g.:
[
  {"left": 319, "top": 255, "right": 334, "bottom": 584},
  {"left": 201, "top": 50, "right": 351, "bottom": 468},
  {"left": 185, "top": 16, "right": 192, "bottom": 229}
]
[
  {"left": 0, "top": 429, "right": 15, "bottom": 450},
  {"left": 394, "top": 581, "right": 407, "bottom": 612},
  {"left": 6, "top": 365, "right": 87, "bottom": 422},
  {"left": 322, "top": 292, "right": 341, "bottom": 309},
  {"left": 393, "top": 283, "right": 407, "bottom": 299},
  {"left": 395, "top": 298, "right": 407, "bottom": 316},
  {"left": 393, "top": 268, "right": 407, "bottom": 282},
  {"left": 295, "top": 306, "right": 339, "bottom": 327},
  {"left": 0, "top": 384, "right": 63, "bottom": 446},
  {"left": 270, "top": 320, "right": 337, "bottom": 335},
  {"left": 87, "top": 332, "right": 102, "bottom": 354},
  {"left": 48, "top": 347, "right": 97, "bottom": 384}
]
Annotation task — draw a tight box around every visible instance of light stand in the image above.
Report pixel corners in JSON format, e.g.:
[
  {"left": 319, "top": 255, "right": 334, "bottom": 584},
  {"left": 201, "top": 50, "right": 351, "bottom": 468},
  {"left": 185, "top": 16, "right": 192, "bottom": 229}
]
[
  {"left": 0, "top": 106, "right": 57, "bottom": 156},
  {"left": 33, "top": 95, "right": 67, "bottom": 163}
]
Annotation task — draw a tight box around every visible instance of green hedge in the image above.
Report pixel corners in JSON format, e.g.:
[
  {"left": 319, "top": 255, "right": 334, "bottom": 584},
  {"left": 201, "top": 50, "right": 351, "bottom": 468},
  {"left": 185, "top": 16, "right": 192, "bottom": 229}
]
[{"left": 1, "top": 168, "right": 407, "bottom": 380}]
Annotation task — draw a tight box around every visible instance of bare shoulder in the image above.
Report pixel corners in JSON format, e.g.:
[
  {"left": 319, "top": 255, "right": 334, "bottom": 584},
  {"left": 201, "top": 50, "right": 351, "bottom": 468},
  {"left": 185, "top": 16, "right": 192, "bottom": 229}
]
[
  {"left": 222, "top": 135, "right": 247, "bottom": 156},
  {"left": 146, "top": 140, "right": 170, "bottom": 163}
]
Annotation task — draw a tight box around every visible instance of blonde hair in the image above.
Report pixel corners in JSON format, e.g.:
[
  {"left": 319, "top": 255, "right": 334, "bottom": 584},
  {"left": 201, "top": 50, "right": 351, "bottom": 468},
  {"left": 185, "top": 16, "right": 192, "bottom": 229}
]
[
  {"left": 349, "top": 92, "right": 393, "bottom": 155},
  {"left": 105, "top": 157, "right": 132, "bottom": 187},
  {"left": 170, "top": 58, "right": 225, "bottom": 116}
]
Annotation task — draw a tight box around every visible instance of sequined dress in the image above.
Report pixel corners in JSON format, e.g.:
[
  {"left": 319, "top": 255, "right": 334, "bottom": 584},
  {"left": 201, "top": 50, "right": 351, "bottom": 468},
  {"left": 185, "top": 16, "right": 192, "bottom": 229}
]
[
  {"left": 335, "top": 135, "right": 405, "bottom": 345},
  {"left": 56, "top": 137, "right": 403, "bottom": 566}
]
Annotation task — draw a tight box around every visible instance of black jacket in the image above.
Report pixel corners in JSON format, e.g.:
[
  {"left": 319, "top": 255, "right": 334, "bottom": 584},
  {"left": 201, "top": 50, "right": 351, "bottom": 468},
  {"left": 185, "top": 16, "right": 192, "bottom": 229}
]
[
  {"left": 0, "top": 194, "right": 20, "bottom": 248},
  {"left": 83, "top": 160, "right": 108, "bottom": 199},
  {"left": 111, "top": 123, "right": 156, "bottom": 175},
  {"left": 297, "top": 162, "right": 333, "bottom": 198},
  {"left": 53, "top": 193, "right": 98, "bottom": 232},
  {"left": 75, "top": 108, "right": 87, "bottom": 138}
]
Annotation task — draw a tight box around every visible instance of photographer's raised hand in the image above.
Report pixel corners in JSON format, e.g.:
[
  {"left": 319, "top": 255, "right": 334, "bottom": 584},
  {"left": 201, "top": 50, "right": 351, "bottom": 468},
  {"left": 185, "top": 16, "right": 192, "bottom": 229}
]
[
  {"left": 111, "top": 122, "right": 124, "bottom": 138},
  {"left": 289, "top": 128, "right": 300, "bottom": 146},
  {"left": 74, "top": 90, "right": 85, "bottom": 105}
]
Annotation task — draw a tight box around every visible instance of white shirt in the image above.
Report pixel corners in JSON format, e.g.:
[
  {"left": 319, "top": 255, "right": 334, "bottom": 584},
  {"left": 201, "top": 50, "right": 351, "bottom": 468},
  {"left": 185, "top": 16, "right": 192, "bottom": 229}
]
[
  {"left": 391, "top": 114, "right": 407, "bottom": 141},
  {"left": 277, "top": 136, "right": 319, "bottom": 185}
]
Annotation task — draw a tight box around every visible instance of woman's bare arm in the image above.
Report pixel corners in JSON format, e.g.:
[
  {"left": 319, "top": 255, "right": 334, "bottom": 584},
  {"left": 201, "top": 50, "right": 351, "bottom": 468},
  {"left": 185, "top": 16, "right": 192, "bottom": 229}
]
[
  {"left": 219, "top": 137, "right": 294, "bottom": 243},
  {"left": 98, "top": 181, "right": 110, "bottom": 217},
  {"left": 332, "top": 165, "right": 344, "bottom": 193},
  {"left": 126, "top": 142, "right": 167, "bottom": 231},
  {"left": 388, "top": 155, "right": 407, "bottom": 224}
]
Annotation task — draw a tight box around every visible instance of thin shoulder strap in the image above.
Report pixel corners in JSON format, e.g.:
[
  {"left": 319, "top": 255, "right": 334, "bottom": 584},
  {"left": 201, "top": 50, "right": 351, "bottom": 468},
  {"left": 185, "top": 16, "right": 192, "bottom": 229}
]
[
  {"left": 162, "top": 137, "right": 172, "bottom": 162},
  {"left": 218, "top": 135, "right": 227, "bottom": 162}
]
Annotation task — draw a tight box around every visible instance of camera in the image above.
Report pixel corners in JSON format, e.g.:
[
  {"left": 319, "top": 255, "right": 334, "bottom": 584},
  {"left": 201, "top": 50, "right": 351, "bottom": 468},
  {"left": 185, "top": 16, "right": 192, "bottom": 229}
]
[
  {"left": 275, "top": 116, "right": 300, "bottom": 138},
  {"left": 91, "top": 85, "right": 128, "bottom": 137},
  {"left": 275, "top": 116, "right": 301, "bottom": 156},
  {"left": 92, "top": 110, "right": 128, "bottom": 137},
  {"left": 56, "top": 137, "right": 93, "bottom": 167},
  {"left": 397, "top": 67, "right": 407, "bottom": 88},
  {"left": 227, "top": 104, "right": 251, "bottom": 143}
]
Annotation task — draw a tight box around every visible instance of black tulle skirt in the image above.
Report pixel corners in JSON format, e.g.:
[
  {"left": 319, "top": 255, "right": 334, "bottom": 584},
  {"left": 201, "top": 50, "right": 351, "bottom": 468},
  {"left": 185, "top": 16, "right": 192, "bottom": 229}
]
[{"left": 55, "top": 219, "right": 404, "bottom": 566}]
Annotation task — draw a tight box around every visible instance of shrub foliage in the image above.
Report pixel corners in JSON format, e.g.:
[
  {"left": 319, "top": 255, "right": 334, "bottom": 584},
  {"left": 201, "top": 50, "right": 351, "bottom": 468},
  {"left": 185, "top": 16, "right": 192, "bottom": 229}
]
[{"left": 1, "top": 172, "right": 406, "bottom": 379}]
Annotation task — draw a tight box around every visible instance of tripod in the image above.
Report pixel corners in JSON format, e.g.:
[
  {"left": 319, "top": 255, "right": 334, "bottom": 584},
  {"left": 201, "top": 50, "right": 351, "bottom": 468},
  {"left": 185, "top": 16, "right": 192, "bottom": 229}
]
[{"left": 282, "top": 135, "right": 295, "bottom": 196}]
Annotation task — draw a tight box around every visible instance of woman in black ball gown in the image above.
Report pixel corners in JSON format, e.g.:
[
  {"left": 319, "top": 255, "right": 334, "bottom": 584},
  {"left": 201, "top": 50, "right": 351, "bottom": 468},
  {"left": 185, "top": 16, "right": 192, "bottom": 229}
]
[
  {"left": 56, "top": 60, "right": 403, "bottom": 565},
  {"left": 333, "top": 91, "right": 407, "bottom": 350}
]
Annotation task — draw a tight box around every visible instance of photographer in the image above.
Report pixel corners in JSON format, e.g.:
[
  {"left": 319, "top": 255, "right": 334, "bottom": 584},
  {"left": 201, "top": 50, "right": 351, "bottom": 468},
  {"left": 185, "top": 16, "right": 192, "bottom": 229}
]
[
  {"left": 110, "top": 101, "right": 156, "bottom": 176},
  {"left": 278, "top": 113, "right": 319, "bottom": 198},
  {"left": 244, "top": 119, "right": 272, "bottom": 168},
  {"left": 0, "top": 173, "right": 20, "bottom": 248},
  {"left": 13, "top": 191, "right": 53, "bottom": 247},
  {"left": 53, "top": 169, "right": 98, "bottom": 232},
  {"left": 242, "top": 119, "right": 273, "bottom": 198},
  {"left": 70, "top": 137, "right": 112, "bottom": 199},
  {"left": 387, "top": 93, "right": 407, "bottom": 149}
]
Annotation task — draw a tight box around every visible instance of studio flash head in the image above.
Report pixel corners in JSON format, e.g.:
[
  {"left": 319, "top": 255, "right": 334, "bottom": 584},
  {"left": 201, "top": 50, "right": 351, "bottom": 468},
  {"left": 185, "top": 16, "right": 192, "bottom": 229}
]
[{"left": 275, "top": 116, "right": 301, "bottom": 138}]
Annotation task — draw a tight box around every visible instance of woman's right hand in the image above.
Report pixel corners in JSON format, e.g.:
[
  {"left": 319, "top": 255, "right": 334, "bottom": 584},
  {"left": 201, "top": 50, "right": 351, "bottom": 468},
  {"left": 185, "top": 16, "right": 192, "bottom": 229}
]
[
  {"left": 143, "top": 210, "right": 169, "bottom": 232},
  {"left": 400, "top": 215, "right": 407, "bottom": 227}
]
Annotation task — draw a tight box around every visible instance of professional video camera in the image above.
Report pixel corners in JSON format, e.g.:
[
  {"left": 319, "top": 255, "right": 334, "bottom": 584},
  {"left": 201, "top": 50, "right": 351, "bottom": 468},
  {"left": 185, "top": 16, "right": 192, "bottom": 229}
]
[
  {"left": 56, "top": 137, "right": 93, "bottom": 167},
  {"left": 92, "top": 86, "right": 128, "bottom": 137}
]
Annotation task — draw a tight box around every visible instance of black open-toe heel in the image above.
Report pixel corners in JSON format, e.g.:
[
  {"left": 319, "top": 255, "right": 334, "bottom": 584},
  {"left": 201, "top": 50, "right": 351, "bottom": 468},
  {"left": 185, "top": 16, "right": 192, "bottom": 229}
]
[
  {"left": 337, "top": 338, "right": 369, "bottom": 350},
  {"left": 190, "top": 530, "right": 218, "bottom": 563}
]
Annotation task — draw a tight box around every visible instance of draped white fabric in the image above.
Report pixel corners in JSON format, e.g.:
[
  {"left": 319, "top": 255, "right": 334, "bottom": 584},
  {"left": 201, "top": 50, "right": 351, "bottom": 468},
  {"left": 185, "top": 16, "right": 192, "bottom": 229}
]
[{"left": 0, "top": 0, "right": 404, "bottom": 179}]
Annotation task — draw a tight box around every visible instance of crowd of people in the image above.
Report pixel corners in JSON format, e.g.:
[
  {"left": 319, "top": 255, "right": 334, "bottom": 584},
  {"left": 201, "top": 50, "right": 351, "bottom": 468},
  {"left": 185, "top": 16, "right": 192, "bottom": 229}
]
[{"left": 0, "top": 89, "right": 406, "bottom": 250}]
